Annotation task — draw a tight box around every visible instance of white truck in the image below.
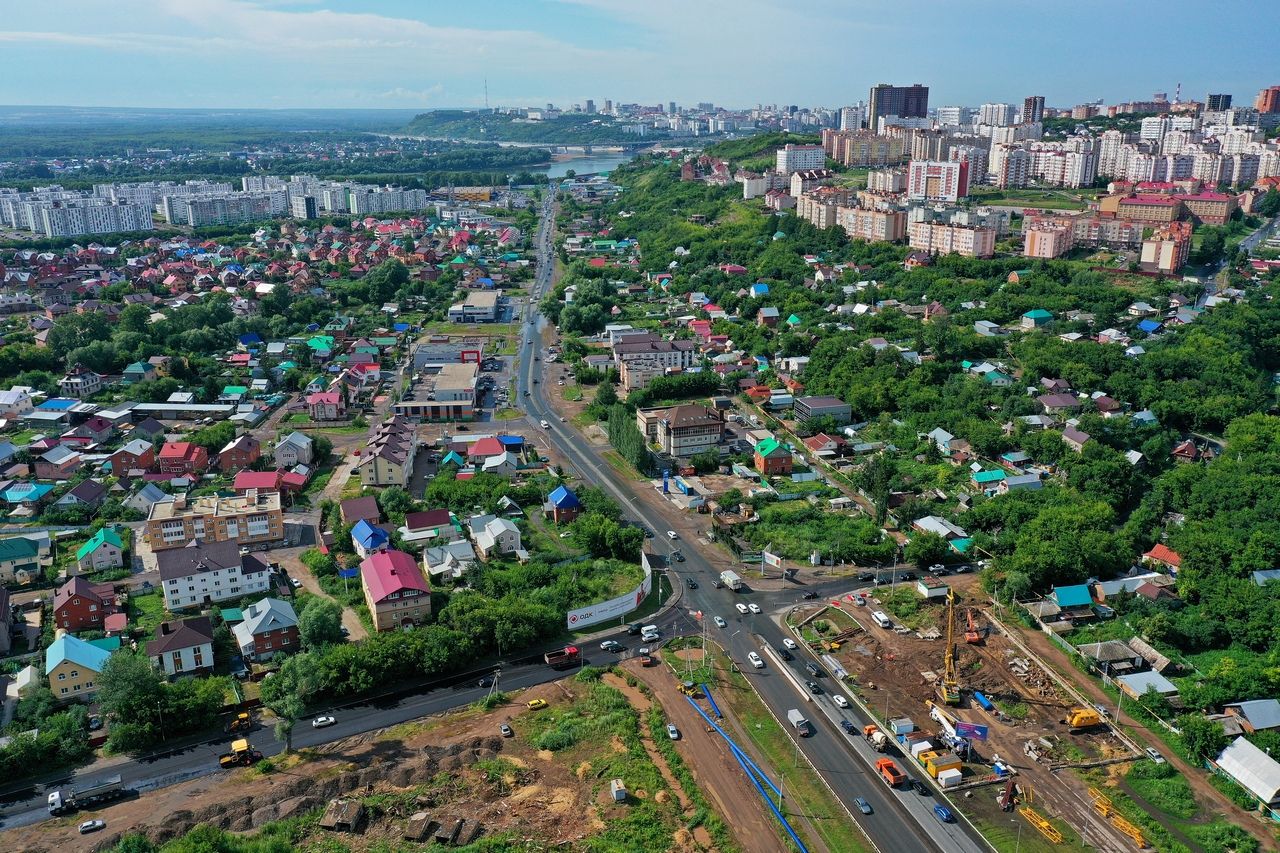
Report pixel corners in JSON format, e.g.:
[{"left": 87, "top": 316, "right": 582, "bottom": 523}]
[
  {"left": 787, "top": 709, "right": 812, "bottom": 737},
  {"left": 719, "top": 570, "right": 743, "bottom": 591},
  {"left": 47, "top": 774, "right": 127, "bottom": 815}
]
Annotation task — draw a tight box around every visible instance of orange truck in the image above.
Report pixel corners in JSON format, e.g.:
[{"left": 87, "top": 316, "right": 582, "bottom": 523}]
[{"left": 876, "top": 757, "right": 906, "bottom": 787}]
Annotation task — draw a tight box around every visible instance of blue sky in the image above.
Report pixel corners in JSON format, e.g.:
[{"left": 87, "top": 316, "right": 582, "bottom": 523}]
[{"left": 0, "top": 1, "right": 1277, "bottom": 111}]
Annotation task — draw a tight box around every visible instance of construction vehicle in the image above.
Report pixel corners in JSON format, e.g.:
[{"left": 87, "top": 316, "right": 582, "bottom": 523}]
[
  {"left": 47, "top": 775, "right": 127, "bottom": 815},
  {"left": 875, "top": 757, "right": 906, "bottom": 787},
  {"left": 1062, "top": 707, "right": 1103, "bottom": 730},
  {"left": 677, "top": 681, "right": 699, "bottom": 697},
  {"left": 964, "top": 609, "right": 983, "bottom": 644},
  {"left": 218, "top": 739, "right": 263, "bottom": 768},
  {"left": 938, "top": 590, "right": 962, "bottom": 706},
  {"left": 863, "top": 724, "right": 890, "bottom": 752},
  {"left": 543, "top": 645, "right": 581, "bottom": 669},
  {"left": 926, "top": 700, "right": 972, "bottom": 759},
  {"left": 226, "top": 712, "right": 252, "bottom": 733}
]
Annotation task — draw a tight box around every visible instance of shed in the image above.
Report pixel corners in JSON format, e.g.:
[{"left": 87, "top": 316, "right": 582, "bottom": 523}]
[
  {"left": 1116, "top": 670, "right": 1179, "bottom": 700},
  {"left": 610, "top": 778, "right": 628, "bottom": 802},
  {"left": 1215, "top": 736, "right": 1280, "bottom": 806}
]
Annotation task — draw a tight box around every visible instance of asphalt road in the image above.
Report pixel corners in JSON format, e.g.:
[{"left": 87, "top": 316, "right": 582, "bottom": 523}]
[{"left": 518, "top": 188, "right": 988, "bottom": 853}]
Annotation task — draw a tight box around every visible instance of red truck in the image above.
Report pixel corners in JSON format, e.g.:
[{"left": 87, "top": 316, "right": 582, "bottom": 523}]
[
  {"left": 876, "top": 757, "right": 906, "bottom": 787},
  {"left": 544, "top": 645, "right": 582, "bottom": 669}
]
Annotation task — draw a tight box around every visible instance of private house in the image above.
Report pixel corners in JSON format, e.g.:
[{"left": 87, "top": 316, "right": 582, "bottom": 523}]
[
  {"left": 122, "top": 361, "right": 158, "bottom": 384},
  {"left": 999, "top": 473, "right": 1042, "bottom": 493},
  {"left": 55, "top": 478, "right": 106, "bottom": 511},
  {"left": 754, "top": 438, "right": 793, "bottom": 476},
  {"left": 471, "top": 515, "right": 522, "bottom": 559},
  {"left": 70, "top": 416, "right": 114, "bottom": 445},
  {"left": 1213, "top": 737, "right": 1280, "bottom": 809},
  {"left": 340, "top": 495, "right": 382, "bottom": 527},
  {"left": 1052, "top": 584, "right": 1097, "bottom": 621},
  {"left": 46, "top": 632, "right": 111, "bottom": 701},
  {"left": 125, "top": 482, "right": 169, "bottom": 516},
  {"left": 232, "top": 598, "right": 299, "bottom": 661},
  {"left": 423, "top": 540, "right": 477, "bottom": 580},
  {"left": 1021, "top": 309, "right": 1052, "bottom": 329},
  {"left": 481, "top": 451, "right": 519, "bottom": 475},
  {"left": 360, "top": 550, "right": 432, "bottom": 632},
  {"left": 400, "top": 508, "right": 461, "bottom": 545},
  {"left": 0, "top": 388, "right": 34, "bottom": 418},
  {"left": 0, "top": 588, "right": 11, "bottom": 654},
  {"left": 0, "top": 536, "right": 42, "bottom": 584},
  {"left": 306, "top": 391, "right": 346, "bottom": 421},
  {"left": 110, "top": 438, "right": 155, "bottom": 477},
  {"left": 273, "top": 431, "right": 315, "bottom": 468},
  {"left": 59, "top": 364, "right": 103, "bottom": 399},
  {"left": 1076, "top": 640, "right": 1145, "bottom": 676},
  {"left": 75, "top": 527, "right": 124, "bottom": 572},
  {"left": 147, "top": 616, "right": 215, "bottom": 676},
  {"left": 351, "top": 518, "right": 390, "bottom": 558},
  {"left": 53, "top": 576, "right": 120, "bottom": 632},
  {"left": 35, "top": 445, "right": 82, "bottom": 480},
  {"left": 218, "top": 434, "right": 261, "bottom": 471},
  {"left": 1143, "top": 543, "right": 1182, "bottom": 572},
  {"left": 157, "top": 441, "right": 209, "bottom": 475},
  {"left": 1222, "top": 700, "right": 1280, "bottom": 734},
  {"left": 1062, "top": 426, "right": 1091, "bottom": 453},
  {"left": 1115, "top": 670, "right": 1179, "bottom": 701},
  {"left": 156, "top": 538, "right": 272, "bottom": 611},
  {"left": 543, "top": 486, "right": 583, "bottom": 524}
]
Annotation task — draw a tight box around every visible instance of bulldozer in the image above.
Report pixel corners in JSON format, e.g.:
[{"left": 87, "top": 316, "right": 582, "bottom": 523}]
[
  {"left": 218, "top": 738, "right": 264, "bottom": 768},
  {"left": 226, "top": 712, "right": 252, "bottom": 734},
  {"left": 1062, "top": 707, "right": 1103, "bottom": 730}
]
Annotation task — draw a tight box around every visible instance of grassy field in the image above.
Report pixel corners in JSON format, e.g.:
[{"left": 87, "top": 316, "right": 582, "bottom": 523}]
[
  {"left": 562, "top": 383, "right": 584, "bottom": 402},
  {"left": 969, "top": 188, "right": 1092, "bottom": 210},
  {"left": 128, "top": 589, "right": 168, "bottom": 635}
]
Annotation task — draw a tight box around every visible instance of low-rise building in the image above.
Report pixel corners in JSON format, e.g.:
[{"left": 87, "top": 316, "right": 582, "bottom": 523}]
[
  {"left": 306, "top": 391, "right": 346, "bottom": 421},
  {"left": 75, "top": 527, "right": 124, "bottom": 572},
  {"left": 147, "top": 616, "right": 215, "bottom": 676},
  {"left": 470, "top": 515, "right": 522, "bottom": 559},
  {"left": 0, "top": 536, "right": 42, "bottom": 584},
  {"left": 354, "top": 416, "right": 419, "bottom": 486},
  {"left": 447, "top": 290, "right": 501, "bottom": 323},
  {"left": 145, "top": 489, "right": 285, "bottom": 551},
  {"left": 110, "top": 438, "right": 155, "bottom": 477},
  {"left": 637, "top": 405, "right": 724, "bottom": 458},
  {"left": 59, "top": 364, "right": 103, "bottom": 399},
  {"left": 360, "top": 550, "right": 432, "bottom": 632},
  {"left": 45, "top": 632, "right": 111, "bottom": 701},
  {"left": 156, "top": 538, "right": 272, "bottom": 611},
  {"left": 754, "top": 438, "right": 793, "bottom": 476},
  {"left": 232, "top": 598, "right": 299, "bottom": 661},
  {"left": 53, "top": 576, "right": 120, "bottom": 632},
  {"left": 793, "top": 395, "right": 852, "bottom": 426},
  {"left": 273, "top": 431, "right": 315, "bottom": 468},
  {"left": 218, "top": 433, "right": 261, "bottom": 471},
  {"left": 157, "top": 441, "right": 209, "bottom": 476},
  {"left": 392, "top": 362, "right": 477, "bottom": 422}
]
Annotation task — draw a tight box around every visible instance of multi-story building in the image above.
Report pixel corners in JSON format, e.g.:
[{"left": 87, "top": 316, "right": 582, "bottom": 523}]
[
  {"left": 156, "top": 538, "right": 271, "bottom": 611},
  {"left": 826, "top": 130, "right": 906, "bottom": 167},
  {"left": 839, "top": 105, "right": 866, "bottom": 131},
  {"left": 32, "top": 200, "right": 153, "bottom": 237},
  {"left": 164, "top": 192, "right": 283, "bottom": 227},
  {"left": 232, "top": 598, "right": 299, "bottom": 661},
  {"left": 1100, "top": 194, "right": 1183, "bottom": 223},
  {"left": 636, "top": 405, "right": 724, "bottom": 458},
  {"left": 1023, "top": 221, "right": 1074, "bottom": 259},
  {"left": 836, "top": 206, "right": 907, "bottom": 243},
  {"left": 797, "top": 186, "right": 857, "bottom": 229},
  {"left": 866, "top": 168, "right": 906, "bottom": 194},
  {"left": 289, "top": 195, "right": 318, "bottom": 220},
  {"left": 1140, "top": 221, "right": 1193, "bottom": 273},
  {"left": 447, "top": 291, "right": 501, "bottom": 323},
  {"left": 1256, "top": 86, "right": 1280, "bottom": 114},
  {"left": 612, "top": 338, "right": 697, "bottom": 370},
  {"left": 355, "top": 416, "right": 420, "bottom": 485},
  {"left": 790, "top": 168, "right": 835, "bottom": 197},
  {"left": 907, "top": 160, "right": 969, "bottom": 202},
  {"left": 948, "top": 145, "right": 988, "bottom": 185},
  {"left": 989, "top": 145, "right": 1030, "bottom": 188},
  {"left": 361, "top": 550, "right": 432, "bottom": 632},
  {"left": 1022, "top": 213, "right": 1144, "bottom": 249},
  {"left": 1026, "top": 141, "right": 1098, "bottom": 188},
  {"left": 793, "top": 396, "right": 852, "bottom": 426},
  {"left": 1023, "top": 96, "right": 1045, "bottom": 124},
  {"left": 1177, "top": 191, "right": 1238, "bottom": 224},
  {"left": 774, "top": 144, "right": 826, "bottom": 175},
  {"left": 978, "top": 103, "right": 1016, "bottom": 127},
  {"left": 147, "top": 617, "right": 215, "bottom": 676},
  {"left": 1098, "top": 130, "right": 1137, "bottom": 177},
  {"left": 1206, "top": 93, "right": 1233, "bottom": 112},
  {"left": 908, "top": 222, "right": 996, "bottom": 258},
  {"left": 868, "top": 83, "right": 929, "bottom": 130},
  {"left": 145, "top": 490, "right": 285, "bottom": 552},
  {"left": 936, "top": 106, "right": 972, "bottom": 128},
  {"left": 393, "top": 363, "right": 477, "bottom": 422}
]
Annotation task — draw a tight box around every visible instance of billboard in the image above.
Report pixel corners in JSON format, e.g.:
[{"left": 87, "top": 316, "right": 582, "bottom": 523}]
[
  {"left": 955, "top": 722, "right": 989, "bottom": 741},
  {"left": 565, "top": 566, "right": 653, "bottom": 630},
  {"left": 763, "top": 550, "right": 783, "bottom": 569}
]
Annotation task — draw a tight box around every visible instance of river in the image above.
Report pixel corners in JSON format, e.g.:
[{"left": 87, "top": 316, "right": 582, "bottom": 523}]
[{"left": 540, "top": 152, "right": 635, "bottom": 178}]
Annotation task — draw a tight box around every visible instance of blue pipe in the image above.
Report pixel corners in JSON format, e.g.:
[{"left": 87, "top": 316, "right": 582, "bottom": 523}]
[
  {"left": 700, "top": 683, "right": 724, "bottom": 719},
  {"left": 684, "top": 694, "right": 781, "bottom": 799},
  {"left": 727, "top": 730, "right": 811, "bottom": 853}
]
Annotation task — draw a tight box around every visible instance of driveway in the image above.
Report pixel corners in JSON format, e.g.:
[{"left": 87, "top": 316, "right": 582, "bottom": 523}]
[{"left": 272, "top": 545, "right": 368, "bottom": 642}]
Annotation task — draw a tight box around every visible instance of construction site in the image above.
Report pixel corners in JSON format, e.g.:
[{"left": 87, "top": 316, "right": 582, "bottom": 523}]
[{"left": 786, "top": 576, "right": 1151, "bottom": 853}]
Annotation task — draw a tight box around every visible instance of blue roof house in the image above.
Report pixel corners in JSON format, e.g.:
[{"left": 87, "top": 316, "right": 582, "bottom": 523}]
[{"left": 351, "top": 519, "right": 390, "bottom": 558}]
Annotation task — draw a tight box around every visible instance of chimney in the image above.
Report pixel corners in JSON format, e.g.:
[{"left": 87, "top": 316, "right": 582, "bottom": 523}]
[{"left": 160, "top": 622, "right": 174, "bottom": 636}]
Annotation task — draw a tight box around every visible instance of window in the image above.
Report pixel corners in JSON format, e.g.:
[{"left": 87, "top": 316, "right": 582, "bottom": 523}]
[
  {"left": 84, "top": 681, "right": 93, "bottom": 689},
  {"left": 57, "top": 672, "right": 66, "bottom": 681},
  {"left": 70, "top": 670, "right": 78, "bottom": 678},
  {"left": 281, "top": 636, "right": 290, "bottom": 645},
  {"left": 72, "top": 683, "right": 80, "bottom": 691},
  {"left": 60, "top": 687, "right": 68, "bottom": 695},
  {"left": 192, "top": 649, "right": 204, "bottom": 668}
]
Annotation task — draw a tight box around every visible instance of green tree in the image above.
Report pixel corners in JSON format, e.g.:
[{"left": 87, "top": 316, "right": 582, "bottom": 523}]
[
  {"left": 97, "top": 651, "right": 166, "bottom": 751},
  {"left": 262, "top": 654, "right": 314, "bottom": 753},
  {"left": 298, "top": 599, "right": 345, "bottom": 649},
  {"left": 1178, "top": 714, "right": 1228, "bottom": 762},
  {"left": 906, "top": 532, "right": 949, "bottom": 570}
]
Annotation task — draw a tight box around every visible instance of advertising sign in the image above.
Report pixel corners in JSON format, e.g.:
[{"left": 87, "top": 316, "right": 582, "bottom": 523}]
[{"left": 565, "top": 566, "right": 653, "bottom": 629}]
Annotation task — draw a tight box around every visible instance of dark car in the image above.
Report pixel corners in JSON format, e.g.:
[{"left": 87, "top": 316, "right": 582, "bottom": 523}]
[
  {"left": 478, "top": 676, "right": 495, "bottom": 688},
  {"left": 840, "top": 719, "right": 857, "bottom": 735},
  {"left": 805, "top": 662, "right": 824, "bottom": 678},
  {"left": 805, "top": 680, "right": 822, "bottom": 694},
  {"left": 777, "top": 647, "right": 793, "bottom": 661},
  {"left": 911, "top": 779, "right": 929, "bottom": 796},
  {"left": 686, "top": 578, "right": 698, "bottom": 589},
  {"left": 802, "top": 591, "right": 819, "bottom": 600},
  {"left": 714, "top": 580, "right": 724, "bottom": 589},
  {"left": 901, "top": 572, "right": 918, "bottom": 581},
  {"left": 627, "top": 622, "right": 643, "bottom": 636},
  {"left": 672, "top": 551, "right": 685, "bottom": 562},
  {"left": 857, "top": 572, "right": 876, "bottom": 582}
]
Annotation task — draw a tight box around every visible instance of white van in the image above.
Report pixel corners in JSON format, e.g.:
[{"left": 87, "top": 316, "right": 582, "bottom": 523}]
[
  {"left": 871, "top": 610, "right": 892, "bottom": 629},
  {"left": 641, "top": 625, "right": 661, "bottom": 642},
  {"left": 540, "top": 420, "right": 550, "bottom": 429}
]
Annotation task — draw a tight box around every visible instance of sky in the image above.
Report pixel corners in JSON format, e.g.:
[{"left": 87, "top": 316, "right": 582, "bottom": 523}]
[{"left": 0, "top": 0, "right": 1277, "bottom": 112}]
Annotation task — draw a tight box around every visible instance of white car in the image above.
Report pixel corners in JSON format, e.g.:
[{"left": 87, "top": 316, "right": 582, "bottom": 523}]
[
  {"left": 833, "top": 695, "right": 850, "bottom": 709},
  {"left": 747, "top": 603, "right": 762, "bottom": 614},
  {"left": 666, "top": 531, "right": 679, "bottom": 540},
  {"left": 540, "top": 420, "right": 550, "bottom": 429},
  {"left": 748, "top": 652, "right": 765, "bottom": 669},
  {"left": 311, "top": 715, "right": 336, "bottom": 729},
  {"left": 79, "top": 820, "right": 106, "bottom": 835},
  {"left": 782, "top": 638, "right": 798, "bottom": 650},
  {"left": 735, "top": 603, "right": 749, "bottom": 614},
  {"left": 713, "top": 616, "right": 727, "bottom": 628}
]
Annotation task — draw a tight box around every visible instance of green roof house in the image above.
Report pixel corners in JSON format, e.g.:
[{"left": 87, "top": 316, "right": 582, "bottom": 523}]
[
  {"left": 75, "top": 528, "right": 124, "bottom": 573},
  {"left": 1021, "top": 309, "right": 1053, "bottom": 329}
]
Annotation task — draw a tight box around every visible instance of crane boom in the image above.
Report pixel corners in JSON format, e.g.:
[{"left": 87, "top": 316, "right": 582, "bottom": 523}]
[{"left": 939, "top": 589, "right": 961, "bottom": 705}]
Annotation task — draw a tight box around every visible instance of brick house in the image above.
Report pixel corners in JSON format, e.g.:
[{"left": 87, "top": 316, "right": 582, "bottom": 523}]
[
  {"left": 218, "top": 433, "right": 261, "bottom": 471},
  {"left": 306, "top": 391, "right": 346, "bottom": 421},
  {"left": 157, "top": 441, "right": 209, "bottom": 475},
  {"left": 110, "top": 438, "right": 156, "bottom": 476},
  {"left": 53, "top": 576, "right": 121, "bottom": 632},
  {"left": 232, "top": 598, "right": 299, "bottom": 661},
  {"left": 754, "top": 438, "right": 794, "bottom": 476}
]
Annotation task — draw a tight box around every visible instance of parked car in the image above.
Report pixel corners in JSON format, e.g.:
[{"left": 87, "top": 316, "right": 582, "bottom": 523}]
[
  {"left": 1145, "top": 747, "right": 1166, "bottom": 764},
  {"left": 855, "top": 797, "right": 873, "bottom": 815},
  {"left": 527, "top": 699, "right": 548, "bottom": 710},
  {"left": 735, "top": 603, "right": 749, "bottom": 614},
  {"left": 666, "top": 723, "right": 680, "bottom": 740},
  {"left": 500, "top": 724, "right": 514, "bottom": 738},
  {"left": 747, "top": 603, "right": 762, "bottom": 614},
  {"left": 714, "top": 616, "right": 727, "bottom": 628},
  {"left": 311, "top": 715, "right": 336, "bottom": 729},
  {"left": 833, "top": 695, "right": 849, "bottom": 709},
  {"left": 747, "top": 652, "right": 764, "bottom": 669},
  {"left": 288, "top": 577, "right": 303, "bottom": 589},
  {"left": 79, "top": 820, "right": 106, "bottom": 835}
]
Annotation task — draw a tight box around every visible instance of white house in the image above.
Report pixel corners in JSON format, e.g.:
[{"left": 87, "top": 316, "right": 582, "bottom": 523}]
[
  {"left": 470, "top": 515, "right": 522, "bottom": 559},
  {"left": 146, "top": 616, "right": 215, "bottom": 676},
  {"left": 156, "top": 539, "right": 271, "bottom": 611},
  {"left": 273, "top": 431, "right": 315, "bottom": 468},
  {"left": 0, "top": 389, "right": 34, "bottom": 418}
]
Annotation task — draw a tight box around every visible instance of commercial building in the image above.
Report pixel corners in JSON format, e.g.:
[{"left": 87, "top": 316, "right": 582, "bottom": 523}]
[
  {"left": 360, "top": 550, "right": 432, "bottom": 632},
  {"left": 447, "top": 290, "right": 501, "bottom": 323},
  {"left": 145, "top": 490, "right": 285, "bottom": 551},
  {"left": 793, "top": 395, "right": 852, "bottom": 426},
  {"left": 1140, "top": 221, "right": 1193, "bottom": 273},
  {"left": 1177, "top": 191, "right": 1237, "bottom": 225},
  {"left": 775, "top": 144, "right": 826, "bottom": 175},
  {"left": 907, "top": 161, "right": 969, "bottom": 202},
  {"left": 636, "top": 405, "right": 724, "bottom": 458},
  {"left": 612, "top": 338, "right": 696, "bottom": 370},
  {"left": 908, "top": 222, "right": 996, "bottom": 258},
  {"left": 393, "top": 362, "right": 478, "bottom": 422},
  {"left": 868, "top": 83, "right": 929, "bottom": 131},
  {"left": 355, "top": 416, "right": 420, "bottom": 485},
  {"left": 156, "top": 538, "right": 272, "bottom": 611}
]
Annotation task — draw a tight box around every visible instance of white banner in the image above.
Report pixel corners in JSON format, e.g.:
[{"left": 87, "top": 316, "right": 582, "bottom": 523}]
[
  {"left": 565, "top": 565, "right": 653, "bottom": 630},
  {"left": 763, "top": 550, "right": 783, "bottom": 569}
]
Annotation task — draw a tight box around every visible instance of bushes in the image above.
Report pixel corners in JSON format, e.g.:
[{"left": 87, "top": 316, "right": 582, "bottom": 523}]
[{"left": 1125, "top": 761, "right": 1197, "bottom": 819}]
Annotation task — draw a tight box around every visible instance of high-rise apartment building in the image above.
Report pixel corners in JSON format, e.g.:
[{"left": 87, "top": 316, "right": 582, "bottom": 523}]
[
  {"left": 989, "top": 145, "right": 1031, "bottom": 188},
  {"left": 979, "top": 103, "right": 1016, "bottom": 127},
  {"left": 775, "top": 144, "right": 827, "bottom": 175},
  {"left": 907, "top": 161, "right": 969, "bottom": 202},
  {"left": 1206, "top": 93, "right": 1232, "bottom": 112},
  {"left": 839, "top": 105, "right": 866, "bottom": 131},
  {"left": 949, "top": 145, "right": 988, "bottom": 185},
  {"left": 1023, "top": 96, "right": 1045, "bottom": 124},
  {"left": 935, "top": 106, "right": 972, "bottom": 127},
  {"left": 868, "top": 83, "right": 928, "bottom": 131},
  {"left": 1255, "top": 86, "right": 1280, "bottom": 114},
  {"left": 585, "top": 99, "right": 595, "bottom": 114}
]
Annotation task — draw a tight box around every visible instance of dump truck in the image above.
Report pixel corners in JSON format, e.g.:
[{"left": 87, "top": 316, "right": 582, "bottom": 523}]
[
  {"left": 876, "top": 758, "right": 906, "bottom": 787},
  {"left": 1062, "top": 707, "right": 1103, "bottom": 730},
  {"left": 788, "top": 709, "right": 812, "bottom": 737},
  {"left": 218, "top": 739, "right": 263, "bottom": 768},
  {"left": 863, "top": 724, "right": 890, "bottom": 752},
  {"left": 543, "top": 645, "right": 581, "bottom": 669},
  {"left": 226, "top": 712, "right": 252, "bottom": 733},
  {"left": 47, "top": 774, "right": 127, "bottom": 815}
]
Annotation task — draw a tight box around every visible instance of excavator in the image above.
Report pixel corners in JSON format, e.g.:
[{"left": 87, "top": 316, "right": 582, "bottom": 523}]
[
  {"left": 938, "top": 590, "right": 962, "bottom": 706},
  {"left": 964, "top": 608, "right": 983, "bottom": 644}
]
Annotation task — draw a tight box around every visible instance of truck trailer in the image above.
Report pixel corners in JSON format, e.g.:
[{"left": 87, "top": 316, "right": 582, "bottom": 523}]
[
  {"left": 543, "top": 645, "right": 582, "bottom": 669},
  {"left": 719, "top": 570, "right": 743, "bottom": 591},
  {"left": 47, "top": 774, "right": 127, "bottom": 815}
]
